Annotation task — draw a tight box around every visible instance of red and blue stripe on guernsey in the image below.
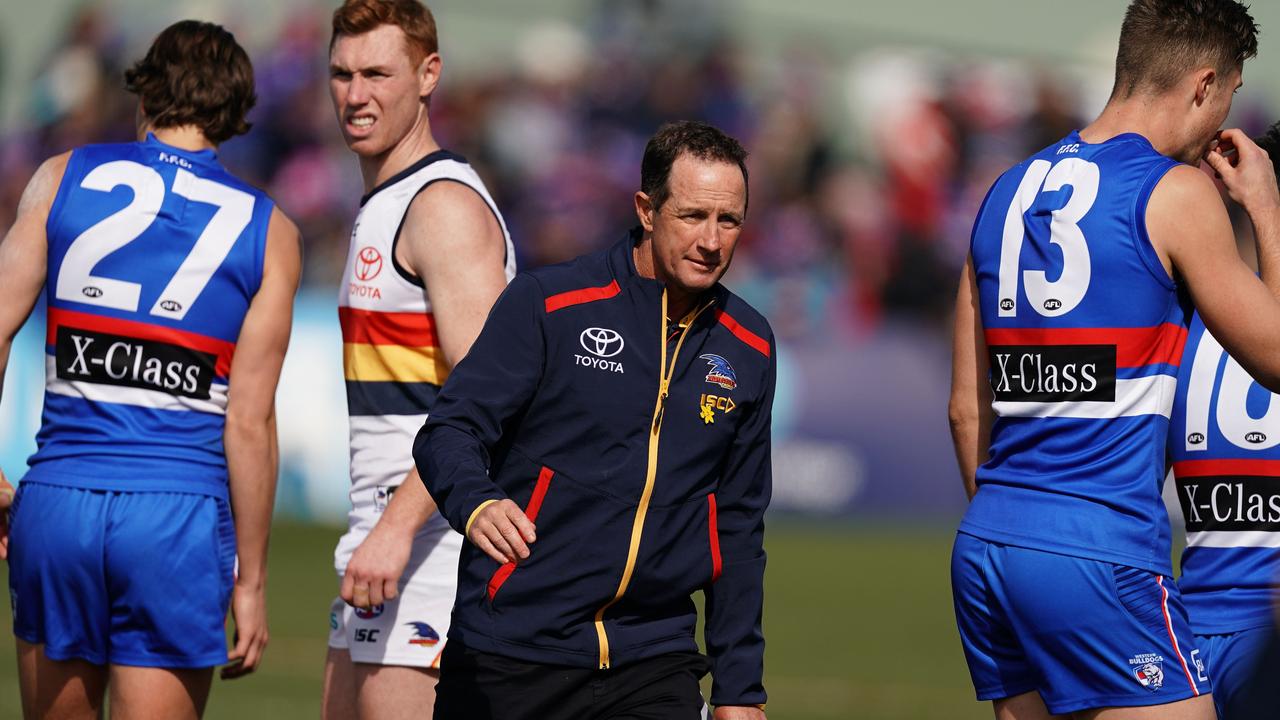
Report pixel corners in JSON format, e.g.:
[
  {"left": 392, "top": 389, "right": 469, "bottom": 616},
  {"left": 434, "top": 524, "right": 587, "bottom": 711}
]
[{"left": 1168, "top": 313, "right": 1280, "bottom": 635}]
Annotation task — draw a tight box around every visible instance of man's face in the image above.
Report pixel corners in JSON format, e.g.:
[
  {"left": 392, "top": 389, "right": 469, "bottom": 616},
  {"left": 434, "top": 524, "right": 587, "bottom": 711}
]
[
  {"left": 329, "top": 25, "right": 430, "bottom": 157},
  {"left": 640, "top": 155, "right": 747, "bottom": 299}
]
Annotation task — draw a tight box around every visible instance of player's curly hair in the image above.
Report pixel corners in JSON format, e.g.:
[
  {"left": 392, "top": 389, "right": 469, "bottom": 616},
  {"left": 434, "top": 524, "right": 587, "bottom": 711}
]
[
  {"left": 1113, "top": 0, "right": 1258, "bottom": 99},
  {"left": 641, "top": 121, "right": 749, "bottom": 212},
  {"left": 124, "top": 21, "right": 255, "bottom": 145},
  {"left": 1257, "top": 122, "right": 1280, "bottom": 183},
  {"left": 331, "top": 0, "right": 438, "bottom": 64}
]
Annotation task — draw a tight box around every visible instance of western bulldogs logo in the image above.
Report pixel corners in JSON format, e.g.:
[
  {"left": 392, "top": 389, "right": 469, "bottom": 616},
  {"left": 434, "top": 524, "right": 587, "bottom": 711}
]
[
  {"left": 1129, "top": 653, "right": 1164, "bottom": 692},
  {"left": 699, "top": 354, "right": 737, "bottom": 390},
  {"left": 355, "top": 246, "right": 383, "bottom": 282},
  {"left": 407, "top": 621, "right": 440, "bottom": 646}
]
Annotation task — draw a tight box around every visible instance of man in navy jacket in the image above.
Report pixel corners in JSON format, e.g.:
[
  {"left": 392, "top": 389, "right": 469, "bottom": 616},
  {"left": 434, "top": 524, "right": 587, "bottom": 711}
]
[{"left": 414, "top": 121, "right": 774, "bottom": 719}]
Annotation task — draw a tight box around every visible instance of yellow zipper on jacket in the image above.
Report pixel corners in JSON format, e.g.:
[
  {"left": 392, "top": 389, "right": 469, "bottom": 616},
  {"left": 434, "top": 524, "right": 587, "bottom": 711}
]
[{"left": 592, "top": 289, "right": 714, "bottom": 669}]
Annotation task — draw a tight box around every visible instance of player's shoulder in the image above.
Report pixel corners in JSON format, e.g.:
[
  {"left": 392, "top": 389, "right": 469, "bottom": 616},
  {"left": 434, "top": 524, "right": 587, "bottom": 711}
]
[
  {"left": 1148, "top": 163, "right": 1220, "bottom": 215},
  {"left": 712, "top": 287, "right": 775, "bottom": 360}
]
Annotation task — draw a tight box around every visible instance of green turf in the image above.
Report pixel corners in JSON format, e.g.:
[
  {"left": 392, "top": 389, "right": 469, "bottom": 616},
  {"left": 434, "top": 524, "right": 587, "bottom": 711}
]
[{"left": 0, "top": 521, "right": 986, "bottom": 720}]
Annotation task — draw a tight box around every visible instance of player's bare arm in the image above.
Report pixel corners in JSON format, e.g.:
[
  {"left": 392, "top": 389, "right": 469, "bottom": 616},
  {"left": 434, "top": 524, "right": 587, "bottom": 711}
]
[
  {"left": 948, "top": 256, "right": 992, "bottom": 500},
  {"left": 0, "top": 153, "right": 68, "bottom": 560},
  {"left": 1149, "top": 135, "right": 1280, "bottom": 390},
  {"left": 221, "top": 207, "right": 302, "bottom": 679},
  {"left": 343, "top": 179, "right": 511, "bottom": 606}
]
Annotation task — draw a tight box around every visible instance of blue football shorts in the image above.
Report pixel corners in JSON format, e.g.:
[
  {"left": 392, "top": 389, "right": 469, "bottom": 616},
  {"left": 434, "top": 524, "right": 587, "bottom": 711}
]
[
  {"left": 7, "top": 481, "right": 236, "bottom": 667},
  {"left": 951, "top": 532, "right": 1209, "bottom": 714},
  {"left": 1196, "top": 624, "right": 1272, "bottom": 718}
]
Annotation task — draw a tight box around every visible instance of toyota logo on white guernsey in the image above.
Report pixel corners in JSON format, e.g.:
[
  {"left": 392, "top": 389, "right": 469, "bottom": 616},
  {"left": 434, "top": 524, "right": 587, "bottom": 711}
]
[{"left": 580, "top": 328, "right": 625, "bottom": 358}]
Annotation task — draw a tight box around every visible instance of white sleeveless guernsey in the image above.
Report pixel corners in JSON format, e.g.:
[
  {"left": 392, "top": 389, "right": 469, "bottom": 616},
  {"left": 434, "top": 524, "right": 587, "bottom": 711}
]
[{"left": 334, "top": 150, "right": 515, "bottom": 569}]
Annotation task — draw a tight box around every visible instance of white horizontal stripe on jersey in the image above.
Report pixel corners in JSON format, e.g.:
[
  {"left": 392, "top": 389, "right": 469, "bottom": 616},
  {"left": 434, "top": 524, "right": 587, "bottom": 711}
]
[
  {"left": 45, "top": 356, "right": 228, "bottom": 415},
  {"left": 993, "top": 374, "right": 1177, "bottom": 420},
  {"left": 1186, "top": 530, "right": 1280, "bottom": 549}
]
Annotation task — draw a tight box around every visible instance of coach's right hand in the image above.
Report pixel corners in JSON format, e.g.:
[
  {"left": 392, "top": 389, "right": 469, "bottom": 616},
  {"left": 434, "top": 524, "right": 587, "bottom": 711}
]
[
  {"left": 468, "top": 499, "right": 536, "bottom": 565},
  {"left": 0, "top": 469, "right": 12, "bottom": 560}
]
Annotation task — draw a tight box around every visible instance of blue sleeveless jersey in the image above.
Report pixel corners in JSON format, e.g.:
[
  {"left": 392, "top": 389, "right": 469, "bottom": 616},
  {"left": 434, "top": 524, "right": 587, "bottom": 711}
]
[
  {"left": 1169, "top": 313, "right": 1280, "bottom": 634},
  {"left": 959, "top": 131, "right": 1189, "bottom": 575},
  {"left": 24, "top": 134, "right": 273, "bottom": 498}
]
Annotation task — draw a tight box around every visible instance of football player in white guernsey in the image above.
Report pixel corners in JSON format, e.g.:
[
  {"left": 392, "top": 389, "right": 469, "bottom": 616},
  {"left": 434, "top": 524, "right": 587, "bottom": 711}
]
[{"left": 321, "top": 2, "right": 515, "bottom": 719}]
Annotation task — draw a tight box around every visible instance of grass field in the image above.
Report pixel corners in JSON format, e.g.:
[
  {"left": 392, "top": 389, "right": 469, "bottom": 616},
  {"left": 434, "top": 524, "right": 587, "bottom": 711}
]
[{"left": 0, "top": 521, "right": 986, "bottom": 720}]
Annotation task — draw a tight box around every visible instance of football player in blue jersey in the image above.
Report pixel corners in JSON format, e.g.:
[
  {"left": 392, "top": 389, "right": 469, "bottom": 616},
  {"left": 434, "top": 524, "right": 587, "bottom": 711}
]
[
  {"left": 0, "top": 21, "right": 301, "bottom": 719},
  {"left": 950, "top": 1, "right": 1280, "bottom": 718},
  {"left": 1166, "top": 121, "right": 1280, "bottom": 720}
]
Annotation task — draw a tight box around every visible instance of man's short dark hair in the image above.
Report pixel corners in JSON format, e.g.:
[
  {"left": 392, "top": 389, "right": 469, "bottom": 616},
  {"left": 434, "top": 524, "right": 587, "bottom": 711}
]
[
  {"left": 641, "top": 121, "right": 749, "bottom": 211},
  {"left": 1258, "top": 122, "right": 1280, "bottom": 184},
  {"left": 1112, "top": 0, "right": 1258, "bottom": 99},
  {"left": 124, "top": 20, "right": 256, "bottom": 145}
]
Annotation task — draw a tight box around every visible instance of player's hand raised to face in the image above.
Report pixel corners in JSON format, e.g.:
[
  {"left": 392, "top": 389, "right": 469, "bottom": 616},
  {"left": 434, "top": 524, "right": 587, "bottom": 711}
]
[
  {"left": 713, "top": 706, "right": 766, "bottom": 720},
  {"left": 0, "top": 469, "right": 13, "bottom": 561},
  {"left": 468, "top": 499, "right": 536, "bottom": 565},
  {"left": 340, "top": 520, "right": 412, "bottom": 609},
  {"left": 222, "top": 582, "right": 269, "bottom": 680},
  {"left": 1206, "top": 128, "right": 1280, "bottom": 215}
]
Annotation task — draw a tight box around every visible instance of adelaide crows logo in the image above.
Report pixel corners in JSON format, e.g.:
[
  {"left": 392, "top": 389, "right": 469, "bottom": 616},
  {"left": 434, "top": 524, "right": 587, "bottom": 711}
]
[
  {"left": 406, "top": 621, "right": 440, "bottom": 647},
  {"left": 699, "top": 354, "right": 737, "bottom": 390}
]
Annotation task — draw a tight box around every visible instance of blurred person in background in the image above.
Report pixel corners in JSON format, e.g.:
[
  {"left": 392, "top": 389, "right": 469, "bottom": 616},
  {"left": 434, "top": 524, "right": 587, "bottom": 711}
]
[
  {"left": 1166, "top": 120, "right": 1280, "bottom": 720},
  {"left": 320, "top": 1, "right": 515, "bottom": 719},
  {"left": 0, "top": 19, "right": 300, "bottom": 719},
  {"left": 415, "top": 120, "right": 772, "bottom": 720},
  {"left": 950, "top": 0, "right": 1280, "bottom": 717}
]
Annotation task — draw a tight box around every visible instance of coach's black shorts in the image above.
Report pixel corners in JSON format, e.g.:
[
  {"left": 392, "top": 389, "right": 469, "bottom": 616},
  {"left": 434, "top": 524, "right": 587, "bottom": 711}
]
[{"left": 434, "top": 639, "right": 710, "bottom": 720}]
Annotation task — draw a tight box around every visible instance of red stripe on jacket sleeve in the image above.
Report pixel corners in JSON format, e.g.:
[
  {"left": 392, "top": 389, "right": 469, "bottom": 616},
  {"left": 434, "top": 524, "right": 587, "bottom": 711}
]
[
  {"left": 715, "top": 309, "right": 771, "bottom": 358},
  {"left": 544, "top": 280, "right": 621, "bottom": 313},
  {"left": 488, "top": 467, "right": 555, "bottom": 601}
]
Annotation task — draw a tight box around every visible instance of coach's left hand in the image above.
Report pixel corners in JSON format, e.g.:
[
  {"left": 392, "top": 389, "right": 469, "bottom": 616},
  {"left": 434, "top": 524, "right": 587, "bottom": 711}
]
[
  {"left": 714, "top": 707, "right": 766, "bottom": 720},
  {"left": 0, "top": 469, "right": 13, "bottom": 560},
  {"left": 222, "top": 582, "right": 269, "bottom": 679}
]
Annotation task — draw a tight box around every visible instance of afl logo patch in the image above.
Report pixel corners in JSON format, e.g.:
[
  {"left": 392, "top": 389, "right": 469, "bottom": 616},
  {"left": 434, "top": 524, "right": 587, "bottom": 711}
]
[
  {"left": 1187, "top": 433, "right": 1205, "bottom": 445},
  {"left": 1043, "top": 298, "right": 1062, "bottom": 311},
  {"left": 355, "top": 246, "right": 383, "bottom": 281},
  {"left": 82, "top": 286, "right": 103, "bottom": 298},
  {"left": 1246, "top": 432, "right": 1267, "bottom": 444}
]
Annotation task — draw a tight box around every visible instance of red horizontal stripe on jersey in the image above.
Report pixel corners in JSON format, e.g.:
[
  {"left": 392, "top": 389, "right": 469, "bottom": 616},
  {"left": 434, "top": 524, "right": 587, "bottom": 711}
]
[
  {"left": 1172, "top": 459, "right": 1280, "bottom": 478},
  {"left": 544, "top": 280, "right": 621, "bottom": 313},
  {"left": 48, "top": 308, "right": 235, "bottom": 377},
  {"left": 339, "top": 307, "right": 439, "bottom": 347},
  {"left": 984, "top": 323, "right": 1186, "bottom": 369},
  {"left": 715, "top": 309, "right": 770, "bottom": 358}
]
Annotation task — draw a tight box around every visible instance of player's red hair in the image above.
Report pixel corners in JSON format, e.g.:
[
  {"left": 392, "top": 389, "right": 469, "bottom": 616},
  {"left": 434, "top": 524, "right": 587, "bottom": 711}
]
[{"left": 331, "top": 0, "right": 438, "bottom": 64}]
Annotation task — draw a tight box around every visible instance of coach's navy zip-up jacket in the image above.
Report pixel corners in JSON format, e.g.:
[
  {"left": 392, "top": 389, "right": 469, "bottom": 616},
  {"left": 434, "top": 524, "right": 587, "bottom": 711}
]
[{"left": 414, "top": 228, "right": 775, "bottom": 707}]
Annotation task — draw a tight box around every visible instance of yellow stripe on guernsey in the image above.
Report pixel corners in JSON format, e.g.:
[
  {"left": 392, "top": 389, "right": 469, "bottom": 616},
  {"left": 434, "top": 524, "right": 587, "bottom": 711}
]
[
  {"left": 342, "top": 342, "right": 450, "bottom": 385},
  {"left": 592, "top": 291, "right": 715, "bottom": 669}
]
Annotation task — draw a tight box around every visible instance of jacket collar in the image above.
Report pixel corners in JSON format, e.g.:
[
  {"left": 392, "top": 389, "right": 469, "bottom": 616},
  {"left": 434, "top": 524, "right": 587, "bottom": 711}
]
[{"left": 606, "top": 226, "right": 727, "bottom": 313}]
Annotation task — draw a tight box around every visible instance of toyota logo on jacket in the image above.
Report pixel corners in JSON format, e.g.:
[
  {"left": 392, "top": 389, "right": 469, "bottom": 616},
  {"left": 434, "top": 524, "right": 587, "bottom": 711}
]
[{"left": 414, "top": 228, "right": 775, "bottom": 709}]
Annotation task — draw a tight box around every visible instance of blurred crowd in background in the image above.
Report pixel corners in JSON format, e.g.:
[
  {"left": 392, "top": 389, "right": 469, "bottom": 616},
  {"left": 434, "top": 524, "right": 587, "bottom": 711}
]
[
  {"left": 5, "top": 0, "right": 1230, "bottom": 339},
  {"left": 2, "top": 0, "right": 1278, "bottom": 517}
]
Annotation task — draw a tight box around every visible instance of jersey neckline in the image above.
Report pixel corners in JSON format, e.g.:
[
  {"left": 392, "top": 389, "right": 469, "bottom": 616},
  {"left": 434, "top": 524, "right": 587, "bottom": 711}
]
[
  {"left": 142, "top": 133, "right": 219, "bottom": 163},
  {"left": 360, "top": 149, "right": 467, "bottom": 207}
]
